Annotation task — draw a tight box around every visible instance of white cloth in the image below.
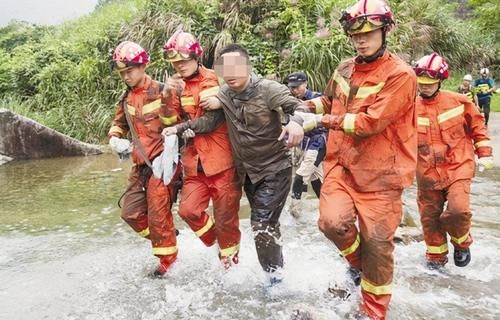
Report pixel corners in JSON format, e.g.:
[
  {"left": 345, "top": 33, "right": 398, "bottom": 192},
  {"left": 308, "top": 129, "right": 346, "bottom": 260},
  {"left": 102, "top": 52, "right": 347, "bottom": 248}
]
[
  {"left": 109, "top": 136, "right": 131, "bottom": 154},
  {"left": 152, "top": 135, "right": 179, "bottom": 185}
]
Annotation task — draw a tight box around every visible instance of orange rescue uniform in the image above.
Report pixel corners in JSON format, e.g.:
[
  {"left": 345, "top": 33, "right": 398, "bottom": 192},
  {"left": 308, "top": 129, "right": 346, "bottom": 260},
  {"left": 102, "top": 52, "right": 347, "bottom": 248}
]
[
  {"left": 164, "top": 66, "right": 242, "bottom": 259},
  {"left": 416, "top": 90, "right": 492, "bottom": 264},
  {"left": 109, "top": 75, "right": 179, "bottom": 259},
  {"left": 308, "top": 52, "right": 417, "bottom": 319}
]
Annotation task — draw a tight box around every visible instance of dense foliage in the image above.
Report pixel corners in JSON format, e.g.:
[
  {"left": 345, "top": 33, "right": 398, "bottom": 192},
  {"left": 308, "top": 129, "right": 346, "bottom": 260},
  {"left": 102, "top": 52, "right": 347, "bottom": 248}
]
[{"left": 0, "top": 0, "right": 497, "bottom": 142}]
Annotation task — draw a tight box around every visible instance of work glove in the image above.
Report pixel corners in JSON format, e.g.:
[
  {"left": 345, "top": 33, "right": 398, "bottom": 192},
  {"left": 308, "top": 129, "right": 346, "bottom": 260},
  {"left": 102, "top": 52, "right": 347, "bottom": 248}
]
[
  {"left": 294, "top": 111, "right": 323, "bottom": 132},
  {"left": 477, "top": 156, "right": 495, "bottom": 172},
  {"left": 321, "top": 114, "right": 345, "bottom": 130},
  {"left": 152, "top": 135, "right": 179, "bottom": 185},
  {"left": 109, "top": 136, "right": 131, "bottom": 159},
  {"left": 181, "top": 128, "right": 196, "bottom": 139}
]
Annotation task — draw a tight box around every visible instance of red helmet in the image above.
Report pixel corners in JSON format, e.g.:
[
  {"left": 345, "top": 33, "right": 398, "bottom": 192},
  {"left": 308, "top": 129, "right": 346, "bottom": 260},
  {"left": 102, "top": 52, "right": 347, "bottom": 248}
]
[
  {"left": 340, "top": 0, "right": 395, "bottom": 35},
  {"left": 163, "top": 30, "right": 203, "bottom": 62},
  {"left": 111, "top": 41, "right": 149, "bottom": 71},
  {"left": 414, "top": 53, "right": 449, "bottom": 84}
]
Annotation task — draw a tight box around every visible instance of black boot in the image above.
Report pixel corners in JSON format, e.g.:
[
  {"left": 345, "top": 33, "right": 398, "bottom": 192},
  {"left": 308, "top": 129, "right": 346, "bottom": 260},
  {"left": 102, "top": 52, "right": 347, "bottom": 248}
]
[
  {"left": 454, "top": 248, "right": 471, "bottom": 267},
  {"left": 348, "top": 266, "right": 361, "bottom": 286},
  {"left": 310, "top": 179, "right": 322, "bottom": 198}
]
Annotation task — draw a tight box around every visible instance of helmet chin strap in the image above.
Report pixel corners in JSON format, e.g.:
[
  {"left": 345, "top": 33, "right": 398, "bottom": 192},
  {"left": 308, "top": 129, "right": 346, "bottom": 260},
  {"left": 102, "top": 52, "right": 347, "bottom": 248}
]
[
  {"left": 420, "top": 83, "right": 441, "bottom": 99},
  {"left": 184, "top": 63, "right": 200, "bottom": 80}
]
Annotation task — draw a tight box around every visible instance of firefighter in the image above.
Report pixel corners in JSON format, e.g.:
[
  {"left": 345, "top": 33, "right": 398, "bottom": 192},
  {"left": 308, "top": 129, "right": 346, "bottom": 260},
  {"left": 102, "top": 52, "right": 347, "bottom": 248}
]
[
  {"left": 108, "top": 41, "right": 180, "bottom": 276},
  {"left": 161, "top": 31, "right": 242, "bottom": 269},
  {"left": 457, "top": 74, "right": 478, "bottom": 106},
  {"left": 473, "top": 68, "right": 496, "bottom": 126},
  {"left": 302, "top": 0, "right": 418, "bottom": 318},
  {"left": 414, "top": 53, "right": 494, "bottom": 270}
]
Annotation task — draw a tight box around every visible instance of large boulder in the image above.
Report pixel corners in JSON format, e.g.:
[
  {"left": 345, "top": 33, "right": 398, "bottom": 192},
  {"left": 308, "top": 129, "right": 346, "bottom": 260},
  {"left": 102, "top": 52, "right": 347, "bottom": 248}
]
[{"left": 0, "top": 108, "right": 102, "bottom": 161}]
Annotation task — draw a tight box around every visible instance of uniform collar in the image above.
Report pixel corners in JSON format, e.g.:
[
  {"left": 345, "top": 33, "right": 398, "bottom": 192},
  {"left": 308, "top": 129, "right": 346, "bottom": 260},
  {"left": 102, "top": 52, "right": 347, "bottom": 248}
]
[
  {"left": 131, "top": 75, "right": 151, "bottom": 94},
  {"left": 354, "top": 51, "right": 390, "bottom": 72}
]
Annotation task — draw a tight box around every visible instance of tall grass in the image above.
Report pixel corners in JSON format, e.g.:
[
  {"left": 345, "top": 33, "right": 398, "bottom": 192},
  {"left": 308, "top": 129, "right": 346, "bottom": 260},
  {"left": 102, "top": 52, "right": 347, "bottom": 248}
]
[{"left": 0, "top": 0, "right": 497, "bottom": 143}]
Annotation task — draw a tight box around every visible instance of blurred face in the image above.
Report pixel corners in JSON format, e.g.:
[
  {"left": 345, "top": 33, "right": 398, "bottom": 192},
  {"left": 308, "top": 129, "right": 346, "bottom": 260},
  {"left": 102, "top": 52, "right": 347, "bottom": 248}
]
[
  {"left": 172, "top": 58, "right": 198, "bottom": 79},
  {"left": 119, "top": 65, "right": 146, "bottom": 88},
  {"left": 418, "top": 82, "right": 440, "bottom": 97},
  {"left": 289, "top": 82, "right": 307, "bottom": 99},
  {"left": 351, "top": 29, "right": 383, "bottom": 58},
  {"left": 215, "top": 52, "right": 251, "bottom": 93},
  {"left": 463, "top": 79, "right": 471, "bottom": 86}
]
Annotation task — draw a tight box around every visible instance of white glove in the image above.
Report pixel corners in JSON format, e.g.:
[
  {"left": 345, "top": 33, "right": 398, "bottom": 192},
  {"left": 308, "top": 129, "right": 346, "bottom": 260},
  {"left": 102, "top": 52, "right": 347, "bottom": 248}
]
[
  {"left": 181, "top": 128, "right": 196, "bottom": 139},
  {"left": 152, "top": 135, "right": 179, "bottom": 185},
  {"left": 109, "top": 136, "right": 131, "bottom": 158},
  {"left": 294, "top": 111, "right": 323, "bottom": 132},
  {"left": 477, "top": 156, "right": 495, "bottom": 172}
]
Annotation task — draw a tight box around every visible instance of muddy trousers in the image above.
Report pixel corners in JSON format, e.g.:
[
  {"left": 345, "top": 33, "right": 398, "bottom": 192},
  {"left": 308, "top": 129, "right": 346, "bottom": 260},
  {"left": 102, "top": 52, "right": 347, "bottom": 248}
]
[
  {"left": 479, "top": 101, "right": 490, "bottom": 126},
  {"left": 318, "top": 167, "right": 402, "bottom": 320},
  {"left": 121, "top": 164, "right": 179, "bottom": 258},
  {"left": 178, "top": 168, "right": 242, "bottom": 258},
  {"left": 417, "top": 179, "right": 473, "bottom": 265},
  {"left": 244, "top": 167, "right": 292, "bottom": 273}
]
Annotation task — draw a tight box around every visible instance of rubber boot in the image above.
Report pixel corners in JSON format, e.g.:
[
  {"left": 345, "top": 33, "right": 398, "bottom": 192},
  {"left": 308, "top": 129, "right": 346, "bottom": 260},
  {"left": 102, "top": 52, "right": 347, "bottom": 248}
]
[
  {"left": 454, "top": 247, "right": 471, "bottom": 267},
  {"left": 310, "top": 178, "right": 322, "bottom": 198},
  {"left": 151, "top": 253, "right": 177, "bottom": 277},
  {"left": 220, "top": 251, "right": 239, "bottom": 270}
]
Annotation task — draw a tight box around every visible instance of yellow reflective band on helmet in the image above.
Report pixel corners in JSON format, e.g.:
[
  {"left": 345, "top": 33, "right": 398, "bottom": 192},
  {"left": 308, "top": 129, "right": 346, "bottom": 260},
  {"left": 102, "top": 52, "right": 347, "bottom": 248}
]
[
  {"left": 417, "top": 76, "right": 440, "bottom": 84},
  {"left": 356, "top": 82, "right": 385, "bottom": 99},
  {"left": 127, "top": 104, "right": 136, "bottom": 116},
  {"left": 142, "top": 99, "right": 161, "bottom": 114},
  {"left": 195, "top": 217, "right": 214, "bottom": 237},
  {"left": 159, "top": 115, "right": 178, "bottom": 126},
  {"left": 426, "top": 243, "right": 448, "bottom": 254},
  {"left": 474, "top": 140, "right": 491, "bottom": 148},
  {"left": 361, "top": 278, "right": 392, "bottom": 295},
  {"left": 199, "top": 86, "right": 220, "bottom": 100},
  {"left": 109, "top": 126, "right": 124, "bottom": 136},
  {"left": 311, "top": 97, "right": 325, "bottom": 114},
  {"left": 220, "top": 244, "right": 240, "bottom": 257},
  {"left": 451, "top": 232, "right": 469, "bottom": 245},
  {"left": 418, "top": 117, "right": 430, "bottom": 126},
  {"left": 341, "top": 233, "right": 360, "bottom": 257},
  {"left": 437, "top": 105, "right": 464, "bottom": 124},
  {"left": 137, "top": 227, "right": 150, "bottom": 238},
  {"left": 181, "top": 96, "right": 195, "bottom": 107},
  {"left": 343, "top": 113, "right": 356, "bottom": 135},
  {"left": 153, "top": 246, "right": 177, "bottom": 256},
  {"left": 333, "top": 70, "right": 350, "bottom": 97}
]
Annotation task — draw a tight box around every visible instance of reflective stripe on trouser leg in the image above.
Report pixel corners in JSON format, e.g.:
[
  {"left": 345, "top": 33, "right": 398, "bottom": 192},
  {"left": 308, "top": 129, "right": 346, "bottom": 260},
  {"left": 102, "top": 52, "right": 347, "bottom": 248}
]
[
  {"left": 210, "top": 168, "right": 242, "bottom": 257},
  {"left": 178, "top": 174, "right": 216, "bottom": 246},
  {"left": 318, "top": 166, "right": 361, "bottom": 270},
  {"left": 121, "top": 166, "right": 150, "bottom": 237},
  {"left": 417, "top": 188, "right": 449, "bottom": 263},
  {"left": 357, "top": 188, "right": 403, "bottom": 320},
  {"left": 147, "top": 168, "right": 179, "bottom": 256},
  {"left": 441, "top": 179, "right": 473, "bottom": 250}
]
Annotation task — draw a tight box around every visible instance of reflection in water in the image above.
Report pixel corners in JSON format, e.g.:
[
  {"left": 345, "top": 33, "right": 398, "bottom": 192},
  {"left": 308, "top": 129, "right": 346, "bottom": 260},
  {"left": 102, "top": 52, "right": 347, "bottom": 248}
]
[{"left": 0, "top": 155, "right": 499, "bottom": 319}]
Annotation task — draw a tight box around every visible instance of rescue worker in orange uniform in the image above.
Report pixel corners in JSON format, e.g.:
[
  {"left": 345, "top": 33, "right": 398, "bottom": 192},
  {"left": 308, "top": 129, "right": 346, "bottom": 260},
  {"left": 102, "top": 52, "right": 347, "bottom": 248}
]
[
  {"left": 303, "top": 1, "right": 417, "bottom": 318},
  {"left": 161, "top": 31, "right": 242, "bottom": 269},
  {"left": 414, "top": 53, "right": 494, "bottom": 270},
  {"left": 108, "top": 41, "right": 180, "bottom": 276}
]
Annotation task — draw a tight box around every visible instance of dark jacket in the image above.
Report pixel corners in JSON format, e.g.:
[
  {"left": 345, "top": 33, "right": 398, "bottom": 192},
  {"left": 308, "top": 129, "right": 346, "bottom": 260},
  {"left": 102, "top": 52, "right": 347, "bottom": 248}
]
[{"left": 217, "top": 74, "right": 302, "bottom": 183}]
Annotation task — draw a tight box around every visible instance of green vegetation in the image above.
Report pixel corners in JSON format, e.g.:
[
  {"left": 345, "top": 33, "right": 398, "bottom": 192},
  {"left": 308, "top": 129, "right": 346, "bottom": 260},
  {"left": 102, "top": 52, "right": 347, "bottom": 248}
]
[{"left": 0, "top": 0, "right": 498, "bottom": 143}]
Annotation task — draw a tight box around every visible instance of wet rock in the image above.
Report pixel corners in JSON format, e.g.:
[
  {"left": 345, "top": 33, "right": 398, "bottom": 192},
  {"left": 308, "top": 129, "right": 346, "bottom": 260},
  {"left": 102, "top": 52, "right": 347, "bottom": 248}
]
[
  {"left": 394, "top": 226, "right": 423, "bottom": 244},
  {"left": 0, "top": 153, "right": 13, "bottom": 165},
  {"left": 0, "top": 109, "right": 102, "bottom": 163}
]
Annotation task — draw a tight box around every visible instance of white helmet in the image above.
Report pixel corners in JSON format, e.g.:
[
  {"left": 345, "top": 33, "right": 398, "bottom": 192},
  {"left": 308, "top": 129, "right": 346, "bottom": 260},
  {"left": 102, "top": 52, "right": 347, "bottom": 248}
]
[
  {"left": 463, "top": 74, "right": 473, "bottom": 81},
  {"left": 480, "top": 68, "right": 489, "bottom": 75}
]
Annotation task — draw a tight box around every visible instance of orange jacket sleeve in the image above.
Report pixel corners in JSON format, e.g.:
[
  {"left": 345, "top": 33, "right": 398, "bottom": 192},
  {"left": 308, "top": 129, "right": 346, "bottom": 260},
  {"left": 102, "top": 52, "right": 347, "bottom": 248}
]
[
  {"left": 160, "top": 90, "right": 182, "bottom": 127},
  {"left": 464, "top": 99, "right": 492, "bottom": 158},
  {"left": 343, "top": 70, "right": 415, "bottom": 137},
  {"left": 108, "top": 99, "right": 129, "bottom": 138}
]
